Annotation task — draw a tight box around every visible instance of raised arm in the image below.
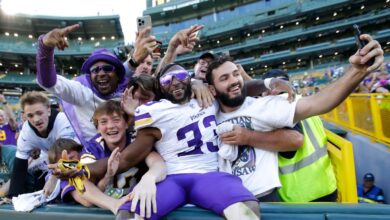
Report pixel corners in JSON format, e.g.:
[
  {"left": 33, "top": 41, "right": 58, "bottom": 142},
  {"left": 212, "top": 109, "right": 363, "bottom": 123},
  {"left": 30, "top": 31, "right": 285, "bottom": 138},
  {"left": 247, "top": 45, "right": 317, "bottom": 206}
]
[
  {"left": 37, "top": 24, "right": 80, "bottom": 88},
  {"left": 219, "top": 126, "right": 303, "bottom": 152},
  {"left": 125, "top": 27, "right": 157, "bottom": 73},
  {"left": 294, "top": 34, "right": 383, "bottom": 123},
  {"left": 155, "top": 25, "right": 203, "bottom": 74}
]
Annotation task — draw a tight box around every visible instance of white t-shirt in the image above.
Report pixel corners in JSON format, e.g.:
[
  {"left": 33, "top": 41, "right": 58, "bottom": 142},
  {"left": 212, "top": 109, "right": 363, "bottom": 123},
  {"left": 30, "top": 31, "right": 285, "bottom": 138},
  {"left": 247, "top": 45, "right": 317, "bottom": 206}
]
[
  {"left": 134, "top": 99, "right": 219, "bottom": 175},
  {"left": 16, "top": 112, "right": 77, "bottom": 160},
  {"left": 39, "top": 75, "right": 111, "bottom": 143},
  {"left": 217, "top": 96, "right": 297, "bottom": 197}
]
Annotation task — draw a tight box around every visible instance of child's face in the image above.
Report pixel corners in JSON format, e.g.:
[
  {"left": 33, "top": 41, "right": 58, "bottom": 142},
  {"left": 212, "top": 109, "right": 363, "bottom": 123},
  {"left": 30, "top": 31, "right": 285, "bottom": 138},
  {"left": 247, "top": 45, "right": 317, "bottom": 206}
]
[
  {"left": 133, "top": 87, "right": 155, "bottom": 105},
  {"left": 67, "top": 150, "right": 81, "bottom": 161},
  {"left": 56, "top": 150, "right": 81, "bottom": 162},
  {"left": 96, "top": 112, "right": 127, "bottom": 150}
]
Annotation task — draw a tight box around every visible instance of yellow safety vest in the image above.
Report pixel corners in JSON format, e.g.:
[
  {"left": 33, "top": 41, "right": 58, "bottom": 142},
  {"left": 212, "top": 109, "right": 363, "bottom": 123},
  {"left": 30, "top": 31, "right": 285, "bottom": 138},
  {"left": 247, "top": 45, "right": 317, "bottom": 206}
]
[{"left": 278, "top": 116, "right": 337, "bottom": 202}]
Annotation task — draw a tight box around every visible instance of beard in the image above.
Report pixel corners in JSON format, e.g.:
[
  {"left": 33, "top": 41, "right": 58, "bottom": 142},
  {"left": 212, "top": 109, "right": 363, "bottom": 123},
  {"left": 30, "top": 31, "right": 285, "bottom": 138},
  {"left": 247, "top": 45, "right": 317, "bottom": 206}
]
[
  {"left": 216, "top": 83, "right": 247, "bottom": 107},
  {"left": 163, "top": 84, "right": 192, "bottom": 104}
]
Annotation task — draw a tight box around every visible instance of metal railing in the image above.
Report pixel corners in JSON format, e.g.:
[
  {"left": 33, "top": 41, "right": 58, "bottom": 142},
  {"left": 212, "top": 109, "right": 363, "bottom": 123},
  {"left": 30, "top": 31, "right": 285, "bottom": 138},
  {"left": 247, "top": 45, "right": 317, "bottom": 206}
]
[
  {"left": 322, "top": 93, "right": 390, "bottom": 146},
  {"left": 326, "top": 129, "right": 357, "bottom": 203}
]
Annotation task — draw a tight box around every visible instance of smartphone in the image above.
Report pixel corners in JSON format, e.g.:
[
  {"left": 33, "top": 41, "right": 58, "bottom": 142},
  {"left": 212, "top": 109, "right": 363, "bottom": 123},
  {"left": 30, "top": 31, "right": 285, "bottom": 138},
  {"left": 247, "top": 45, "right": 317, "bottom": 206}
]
[
  {"left": 153, "top": 40, "right": 162, "bottom": 54},
  {"left": 137, "top": 15, "right": 152, "bottom": 36},
  {"left": 353, "top": 24, "right": 374, "bottom": 66}
]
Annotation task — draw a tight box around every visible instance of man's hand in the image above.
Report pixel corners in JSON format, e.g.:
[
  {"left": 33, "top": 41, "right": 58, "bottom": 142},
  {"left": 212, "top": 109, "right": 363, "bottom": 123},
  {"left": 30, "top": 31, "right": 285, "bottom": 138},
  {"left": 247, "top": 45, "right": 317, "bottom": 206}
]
[
  {"left": 42, "top": 24, "right": 80, "bottom": 50},
  {"left": 106, "top": 147, "right": 120, "bottom": 178},
  {"left": 269, "top": 78, "right": 296, "bottom": 102},
  {"left": 169, "top": 25, "right": 203, "bottom": 52},
  {"left": 349, "top": 34, "right": 384, "bottom": 73},
  {"left": 133, "top": 27, "right": 157, "bottom": 64},
  {"left": 121, "top": 87, "right": 140, "bottom": 117},
  {"left": 48, "top": 150, "right": 80, "bottom": 179},
  {"left": 219, "top": 126, "right": 251, "bottom": 146},
  {"left": 191, "top": 79, "right": 214, "bottom": 108},
  {"left": 130, "top": 173, "right": 157, "bottom": 219},
  {"left": 43, "top": 175, "right": 58, "bottom": 197}
]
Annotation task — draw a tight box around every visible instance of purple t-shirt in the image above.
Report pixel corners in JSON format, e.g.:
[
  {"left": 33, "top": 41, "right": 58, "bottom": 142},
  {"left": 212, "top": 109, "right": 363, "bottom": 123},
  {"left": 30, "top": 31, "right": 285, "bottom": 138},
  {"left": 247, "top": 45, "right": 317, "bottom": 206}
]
[
  {"left": 60, "top": 132, "right": 147, "bottom": 202},
  {"left": 0, "top": 123, "right": 16, "bottom": 145}
]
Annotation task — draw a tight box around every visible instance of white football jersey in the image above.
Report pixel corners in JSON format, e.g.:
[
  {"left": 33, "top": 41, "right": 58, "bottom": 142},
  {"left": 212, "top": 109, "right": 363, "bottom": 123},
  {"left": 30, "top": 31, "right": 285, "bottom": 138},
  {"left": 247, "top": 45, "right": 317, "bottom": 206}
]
[
  {"left": 134, "top": 99, "right": 219, "bottom": 175},
  {"left": 16, "top": 112, "right": 78, "bottom": 160}
]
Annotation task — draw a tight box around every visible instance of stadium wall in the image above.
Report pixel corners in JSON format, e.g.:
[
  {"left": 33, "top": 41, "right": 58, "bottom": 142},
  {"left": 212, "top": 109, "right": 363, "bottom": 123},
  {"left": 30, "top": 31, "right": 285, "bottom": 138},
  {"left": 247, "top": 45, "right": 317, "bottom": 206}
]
[
  {"left": 325, "top": 121, "right": 390, "bottom": 204},
  {"left": 348, "top": 133, "right": 390, "bottom": 204}
]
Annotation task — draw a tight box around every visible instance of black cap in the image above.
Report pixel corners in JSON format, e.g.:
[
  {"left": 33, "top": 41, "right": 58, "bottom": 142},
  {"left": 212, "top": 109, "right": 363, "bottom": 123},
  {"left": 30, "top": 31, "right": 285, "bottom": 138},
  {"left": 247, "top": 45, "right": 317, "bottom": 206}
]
[
  {"left": 364, "top": 173, "right": 375, "bottom": 181},
  {"left": 262, "top": 69, "right": 290, "bottom": 81},
  {"left": 199, "top": 52, "right": 215, "bottom": 60}
]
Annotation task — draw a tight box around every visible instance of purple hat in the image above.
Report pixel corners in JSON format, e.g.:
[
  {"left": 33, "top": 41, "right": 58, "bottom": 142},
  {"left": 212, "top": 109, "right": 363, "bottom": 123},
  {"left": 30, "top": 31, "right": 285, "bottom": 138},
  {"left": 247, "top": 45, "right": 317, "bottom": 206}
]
[{"left": 81, "top": 49, "right": 125, "bottom": 80}]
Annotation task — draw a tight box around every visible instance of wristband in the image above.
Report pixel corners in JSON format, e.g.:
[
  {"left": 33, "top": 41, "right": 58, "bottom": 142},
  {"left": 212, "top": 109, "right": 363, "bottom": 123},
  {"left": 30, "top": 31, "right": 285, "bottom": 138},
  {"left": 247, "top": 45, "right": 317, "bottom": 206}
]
[
  {"left": 129, "top": 57, "right": 139, "bottom": 68},
  {"left": 264, "top": 78, "right": 273, "bottom": 90}
]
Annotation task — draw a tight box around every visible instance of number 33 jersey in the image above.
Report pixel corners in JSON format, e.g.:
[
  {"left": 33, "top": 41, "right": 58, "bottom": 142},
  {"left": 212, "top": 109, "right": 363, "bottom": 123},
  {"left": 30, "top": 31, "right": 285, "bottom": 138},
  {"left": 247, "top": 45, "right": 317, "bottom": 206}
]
[{"left": 134, "top": 99, "right": 219, "bottom": 175}]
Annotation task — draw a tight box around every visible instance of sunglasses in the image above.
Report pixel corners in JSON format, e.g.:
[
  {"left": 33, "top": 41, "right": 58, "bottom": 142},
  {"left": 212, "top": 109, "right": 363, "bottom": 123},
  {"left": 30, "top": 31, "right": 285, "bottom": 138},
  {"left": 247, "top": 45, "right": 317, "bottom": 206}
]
[
  {"left": 159, "top": 70, "right": 190, "bottom": 86},
  {"left": 90, "top": 64, "right": 115, "bottom": 74}
]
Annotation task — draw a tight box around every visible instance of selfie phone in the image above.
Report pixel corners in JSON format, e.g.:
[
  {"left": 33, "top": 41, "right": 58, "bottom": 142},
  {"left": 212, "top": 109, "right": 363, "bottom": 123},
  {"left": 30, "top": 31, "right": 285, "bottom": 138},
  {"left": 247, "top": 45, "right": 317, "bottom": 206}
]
[
  {"left": 137, "top": 15, "right": 152, "bottom": 36},
  {"left": 353, "top": 24, "right": 374, "bottom": 66}
]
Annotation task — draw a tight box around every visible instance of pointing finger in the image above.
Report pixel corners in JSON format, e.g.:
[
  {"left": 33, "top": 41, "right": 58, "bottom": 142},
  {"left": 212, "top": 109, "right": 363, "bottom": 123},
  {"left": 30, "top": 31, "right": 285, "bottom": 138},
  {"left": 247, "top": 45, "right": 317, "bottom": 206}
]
[{"left": 61, "top": 24, "right": 80, "bottom": 35}]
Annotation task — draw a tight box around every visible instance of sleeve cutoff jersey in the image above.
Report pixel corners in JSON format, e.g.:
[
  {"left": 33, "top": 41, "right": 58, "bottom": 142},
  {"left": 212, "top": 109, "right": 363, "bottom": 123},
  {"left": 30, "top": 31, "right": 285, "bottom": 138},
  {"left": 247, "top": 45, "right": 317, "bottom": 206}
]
[{"left": 134, "top": 99, "right": 220, "bottom": 175}]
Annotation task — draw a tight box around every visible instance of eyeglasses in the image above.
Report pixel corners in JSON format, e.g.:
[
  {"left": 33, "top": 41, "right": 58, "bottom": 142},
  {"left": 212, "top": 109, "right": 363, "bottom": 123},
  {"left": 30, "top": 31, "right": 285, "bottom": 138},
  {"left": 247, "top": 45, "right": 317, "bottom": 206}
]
[
  {"left": 90, "top": 64, "right": 115, "bottom": 74},
  {"left": 159, "top": 70, "right": 190, "bottom": 86}
]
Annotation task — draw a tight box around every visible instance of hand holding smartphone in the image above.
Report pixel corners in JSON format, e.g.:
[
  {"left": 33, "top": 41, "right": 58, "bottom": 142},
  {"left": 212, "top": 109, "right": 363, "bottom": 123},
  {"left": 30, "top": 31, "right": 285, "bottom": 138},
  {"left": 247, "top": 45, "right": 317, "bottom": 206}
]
[
  {"left": 353, "top": 24, "right": 374, "bottom": 66},
  {"left": 137, "top": 15, "right": 152, "bottom": 37}
]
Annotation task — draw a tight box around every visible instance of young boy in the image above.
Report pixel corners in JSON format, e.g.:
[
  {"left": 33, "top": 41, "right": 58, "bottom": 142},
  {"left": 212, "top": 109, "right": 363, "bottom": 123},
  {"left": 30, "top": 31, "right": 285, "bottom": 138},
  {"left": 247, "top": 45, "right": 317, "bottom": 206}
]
[
  {"left": 8, "top": 91, "right": 77, "bottom": 198},
  {"left": 55, "top": 101, "right": 165, "bottom": 217},
  {"left": 48, "top": 138, "right": 131, "bottom": 214}
]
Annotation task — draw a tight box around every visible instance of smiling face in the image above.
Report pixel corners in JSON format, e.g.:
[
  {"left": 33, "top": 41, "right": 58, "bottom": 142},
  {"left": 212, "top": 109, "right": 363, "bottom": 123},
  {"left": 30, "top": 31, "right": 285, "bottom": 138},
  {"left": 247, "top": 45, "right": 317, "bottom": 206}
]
[
  {"left": 194, "top": 57, "right": 213, "bottom": 80},
  {"left": 96, "top": 112, "right": 127, "bottom": 151},
  {"left": 159, "top": 66, "right": 192, "bottom": 104},
  {"left": 90, "top": 61, "right": 120, "bottom": 95},
  {"left": 24, "top": 103, "right": 50, "bottom": 136},
  {"left": 209, "top": 61, "right": 246, "bottom": 111}
]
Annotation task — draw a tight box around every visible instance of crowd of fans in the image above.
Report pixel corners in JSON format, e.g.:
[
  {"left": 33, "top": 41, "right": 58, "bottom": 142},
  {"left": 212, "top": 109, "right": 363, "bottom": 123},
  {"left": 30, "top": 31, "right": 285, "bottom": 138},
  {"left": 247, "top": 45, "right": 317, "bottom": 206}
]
[
  {"left": 0, "top": 22, "right": 386, "bottom": 219},
  {"left": 289, "top": 61, "right": 390, "bottom": 95}
]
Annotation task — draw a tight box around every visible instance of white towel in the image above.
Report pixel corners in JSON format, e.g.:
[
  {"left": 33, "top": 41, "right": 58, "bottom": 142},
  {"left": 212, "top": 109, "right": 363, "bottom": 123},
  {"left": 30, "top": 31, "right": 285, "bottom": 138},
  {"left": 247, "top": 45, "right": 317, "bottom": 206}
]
[
  {"left": 12, "top": 179, "right": 61, "bottom": 212},
  {"left": 216, "top": 122, "right": 238, "bottom": 174}
]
